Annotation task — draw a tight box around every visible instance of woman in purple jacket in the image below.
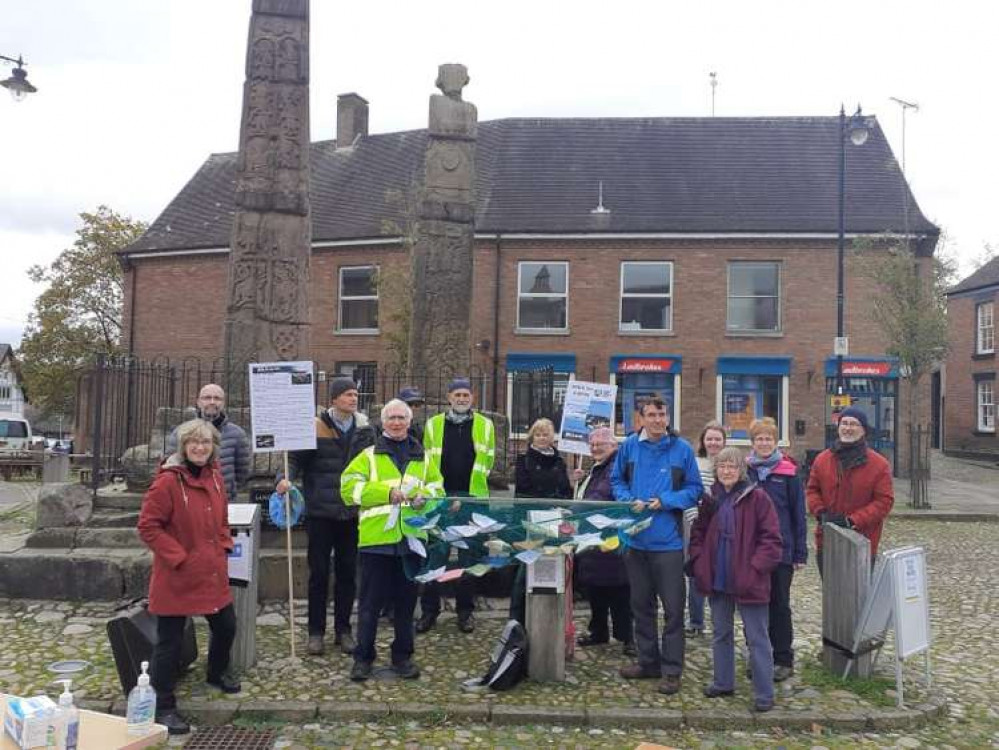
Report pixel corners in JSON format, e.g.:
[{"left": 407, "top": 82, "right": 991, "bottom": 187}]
[
  {"left": 688, "top": 447, "right": 783, "bottom": 712},
  {"left": 572, "top": 427, "right": 635, "bottom": 655}
]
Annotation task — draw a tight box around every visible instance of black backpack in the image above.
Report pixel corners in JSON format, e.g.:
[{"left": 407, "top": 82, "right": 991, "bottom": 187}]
[{"left": 474, "top": 619, "right": 528, "bottom": 691}]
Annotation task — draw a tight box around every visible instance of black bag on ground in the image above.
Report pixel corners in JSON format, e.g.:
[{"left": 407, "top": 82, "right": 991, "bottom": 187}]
[
  {"left": 473, "top": 619, "right": 528, "bottom": 691},
  {"left": 106, "top": 598, "right": 197, "bottom": 697}
]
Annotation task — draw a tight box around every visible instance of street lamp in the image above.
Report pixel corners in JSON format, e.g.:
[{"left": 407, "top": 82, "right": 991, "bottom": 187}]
[
  {"left": 835, "top": 104, "right": 871, "bottom": 395},
  {"left": 1, "top": 54, "right": 38, "bottom": 102}
]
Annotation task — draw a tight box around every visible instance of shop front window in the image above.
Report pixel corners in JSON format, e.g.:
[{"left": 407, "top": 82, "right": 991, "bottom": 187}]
[
  {"left": 614, "top": 372, "right": 675, "bottom": 436},
  {"left": 719, "top": 374, "right": 783, "bottom": 441}
]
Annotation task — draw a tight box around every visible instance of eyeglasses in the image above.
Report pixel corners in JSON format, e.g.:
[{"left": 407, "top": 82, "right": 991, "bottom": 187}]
[
  {"left": 715, "top": 463, "right": 741, "bottom": 473},
  {"left": 839, "top": 418, "right": 863, "bottom": 428},
  {"left": 187, "top": 438, "right": 214, "bottom": 447}
]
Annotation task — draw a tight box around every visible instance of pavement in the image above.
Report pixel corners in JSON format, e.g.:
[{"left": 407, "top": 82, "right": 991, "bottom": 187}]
[{"left": 893, "top": 450, "right": 999, "bottom": 519}]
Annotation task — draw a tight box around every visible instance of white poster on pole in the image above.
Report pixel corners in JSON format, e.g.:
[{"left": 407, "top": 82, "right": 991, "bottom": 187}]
[
  {"left": 248, "top": 361, "right": 317, "bottom": 453},
  {"left": 557, "top": 380, "right": 617, "bottom": 456}
]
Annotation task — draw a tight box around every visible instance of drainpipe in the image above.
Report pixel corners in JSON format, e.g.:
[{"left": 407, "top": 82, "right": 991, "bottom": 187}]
[{"left": 491, "top": 235, "right": 502, "bottom": 413}]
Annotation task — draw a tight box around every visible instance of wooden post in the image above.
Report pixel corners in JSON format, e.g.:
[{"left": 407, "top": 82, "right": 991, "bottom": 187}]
[
  {"left": 283, "top": 452, "right": 296, "bottom": 660},
  {"left": 526, "top": 552, "right": 567, "bottom": 681},
  {"left": 822, "top": 523, "right": 872, "bottom": 677},
  {"left": 229, "top": 505, "right": 261, "bottom": 672}
]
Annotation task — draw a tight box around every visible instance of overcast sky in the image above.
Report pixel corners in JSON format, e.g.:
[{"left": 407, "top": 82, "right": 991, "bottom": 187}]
[{"left": 1, "top": 0, "right": 995, "bottom": 346}]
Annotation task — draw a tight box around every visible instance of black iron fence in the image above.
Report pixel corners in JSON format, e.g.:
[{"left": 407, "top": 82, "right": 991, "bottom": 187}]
[{"left": 76, "top": 356, "right": 557, "bottom": 504}]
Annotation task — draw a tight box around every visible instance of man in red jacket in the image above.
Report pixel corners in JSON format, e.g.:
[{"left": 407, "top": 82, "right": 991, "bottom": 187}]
[{"left": 806, "top": 406, "right": 894, "bottom": 575}]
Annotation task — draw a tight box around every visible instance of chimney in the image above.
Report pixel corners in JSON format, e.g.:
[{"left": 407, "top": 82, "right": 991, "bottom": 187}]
[{"left": 336, "top": 93, "right": 368, "bottom": 148}]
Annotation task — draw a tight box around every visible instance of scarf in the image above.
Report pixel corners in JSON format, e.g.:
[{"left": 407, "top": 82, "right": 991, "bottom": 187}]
[
  {"left": 530, "top": 445, "right": 555, "bottom": 456},
  {"left": 445, "top": 409, "right": 473, "bottom": 425},
  {"left": 747, "top": 450, "right": 782, "bottom": 483},
  {"left": 834, "top": 438, "right": 868, "bottom": 471}
]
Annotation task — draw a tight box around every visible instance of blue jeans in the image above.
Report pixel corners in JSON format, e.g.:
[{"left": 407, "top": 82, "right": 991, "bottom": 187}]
[
  {"left": 708, "top": 594, "right": 773, "bottom": 703},
  {"left": 686, "top": 575, "right": 705, "bottom": 629}
]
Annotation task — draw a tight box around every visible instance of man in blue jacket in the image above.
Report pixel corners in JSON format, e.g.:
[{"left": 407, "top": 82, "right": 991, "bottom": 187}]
[{"left": 611, "top": 395, "right": 703, "bottom": 695}]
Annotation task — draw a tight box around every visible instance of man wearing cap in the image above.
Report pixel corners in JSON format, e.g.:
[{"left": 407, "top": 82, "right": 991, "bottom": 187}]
[
  {"left": 806, "top": 406, "right": 894, "bottom": 576},
  {"left": 416, "top": 377, "right": 495, "bottom": 634},
  {"left": 397, "top": 386, "right": 426, "bottom": 442},
  {"left": 276, "top": 377, "right": 375, "bottom": 656}
]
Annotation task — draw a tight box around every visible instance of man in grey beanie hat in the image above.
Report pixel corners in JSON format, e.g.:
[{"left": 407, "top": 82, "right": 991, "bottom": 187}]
[{"left": 276, "top": 375, "right": 375, "bottom": 656}]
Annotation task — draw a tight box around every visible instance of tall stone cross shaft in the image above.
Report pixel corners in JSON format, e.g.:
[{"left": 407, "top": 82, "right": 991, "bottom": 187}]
[
  {"left": 224, "top": 0, "right": 312, "bottom": 390},
  {"left": 407, "top": 64, "right": 478, "bottom": 378}
]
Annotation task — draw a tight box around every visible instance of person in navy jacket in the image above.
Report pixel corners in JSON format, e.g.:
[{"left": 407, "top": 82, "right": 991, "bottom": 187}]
[
  {"left": 610, "top": 395, "right": 703, "bottom": 696},
  {"left": 746, "top": 417, "right": 807, "bottom": 683}
]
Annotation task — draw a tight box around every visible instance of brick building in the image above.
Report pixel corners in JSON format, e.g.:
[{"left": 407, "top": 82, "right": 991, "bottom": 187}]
[
  {"left": 943, "top": 257, "right": 998, "bottom": 458},
  {"left": 120, "top": 97, "right": 939, "bottom": 471}
]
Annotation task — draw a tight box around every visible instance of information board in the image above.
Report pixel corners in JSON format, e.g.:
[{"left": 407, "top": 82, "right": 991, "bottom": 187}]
[
  {"left": 248, "top": 361, "right": 317, "bottom": 453},
  {"left": 893, "top": 547, "right": 930, "bottom": 659}
]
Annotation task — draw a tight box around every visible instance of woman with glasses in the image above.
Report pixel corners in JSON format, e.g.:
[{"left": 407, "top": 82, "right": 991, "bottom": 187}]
[
  {"left": 687, "top": 447, "right": 782, "bottom": 713},
  {"left": 138, "top": 419, "right": 239, "bottom": 736}
]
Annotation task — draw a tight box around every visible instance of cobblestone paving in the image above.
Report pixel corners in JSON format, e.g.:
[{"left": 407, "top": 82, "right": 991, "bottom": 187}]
[{"left": 2, "top": 518, "right": 997, "bottom": 748}]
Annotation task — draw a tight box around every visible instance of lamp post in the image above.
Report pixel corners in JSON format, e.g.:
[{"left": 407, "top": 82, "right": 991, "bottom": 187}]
[
  {"left": 1, "top": 54, "right": 38, "bottom": 101},
  {"left": 835, "top": 104, "right": 870, "bottom": 395}
]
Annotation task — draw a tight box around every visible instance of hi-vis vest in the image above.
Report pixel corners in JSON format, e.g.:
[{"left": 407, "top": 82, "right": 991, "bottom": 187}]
[
  {"left": 423, "top": 412, "right": 495, "bottom": 498},
  {"left": 341, "top": 446, "right": 445, "bottom": 548}
]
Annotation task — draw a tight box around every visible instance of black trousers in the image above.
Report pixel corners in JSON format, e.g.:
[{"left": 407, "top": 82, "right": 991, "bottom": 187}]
[
  {"left": 151, "top": 604, "right": 235, "bottom": 711},
  {"left": 768, "top": 563, "right": 795, "bottom": 668},
  {"left": 586, "top": 583, "right": 634, "bottom": 643},
  {"left": 420, "top": 546, "right": 476, "bottom": 618},
  {"left": 306, "top": 516, "right": 358, "bottom": 636},
  {"left": 355, "top": 552, "right": 418, "bottom": 664}
]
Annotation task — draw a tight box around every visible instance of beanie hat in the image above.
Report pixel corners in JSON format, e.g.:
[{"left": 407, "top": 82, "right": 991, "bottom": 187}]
[
  {"left": 838, "top": 406, "right": 870, "bottom": 434},
  {"left": 397, "top": 386, "right": 424, "bottom": 404},
  {"left": 329, "top": 377, "right": 358, "bottom": 401},
  {"left": 447, "top": 377, "right": 472, "bottom": 393}
]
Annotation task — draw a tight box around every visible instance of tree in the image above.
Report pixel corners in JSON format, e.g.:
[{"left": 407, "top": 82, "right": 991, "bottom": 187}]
[
  {"left": 853, "top": 234, "right": 954, "bottom": 485},
  {"left": 17, "top": 206, "right": 146, "bottom": 417},
  {"left": 378, "top": 185, "right": 422, "bottom": 369}
]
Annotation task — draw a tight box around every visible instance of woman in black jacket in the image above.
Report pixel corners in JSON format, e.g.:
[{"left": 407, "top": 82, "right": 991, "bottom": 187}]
[
  {"left": 514, "top": 419, "right": 573, "bottom": 499},
  {"left": 510, "top": 418, "right": 572, "bottom": 624}
]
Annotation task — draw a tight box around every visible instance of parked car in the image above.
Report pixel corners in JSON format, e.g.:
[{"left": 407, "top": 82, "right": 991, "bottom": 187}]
[{"left": 0, "top": 418, "right": 32, "bottom": 451}]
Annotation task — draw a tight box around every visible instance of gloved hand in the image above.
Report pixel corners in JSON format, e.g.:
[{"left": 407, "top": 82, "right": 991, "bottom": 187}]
[{"left": 822, "top": 512, "right": 851, "bottom": 528}]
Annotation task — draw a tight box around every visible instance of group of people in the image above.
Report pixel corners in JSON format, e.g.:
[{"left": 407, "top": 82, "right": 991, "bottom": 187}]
[{"left": 136, "top": 376, "right": 894, "bottom": 733}]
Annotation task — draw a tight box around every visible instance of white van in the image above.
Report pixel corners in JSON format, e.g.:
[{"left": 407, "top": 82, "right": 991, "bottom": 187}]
[{"left": 0, "top": 418, "right": 32, "bottom": 450}]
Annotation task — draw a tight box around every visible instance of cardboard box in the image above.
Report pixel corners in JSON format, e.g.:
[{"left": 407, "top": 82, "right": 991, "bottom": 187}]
[{"left": 3, "top": 696, "right": 56, "bottom": 749}]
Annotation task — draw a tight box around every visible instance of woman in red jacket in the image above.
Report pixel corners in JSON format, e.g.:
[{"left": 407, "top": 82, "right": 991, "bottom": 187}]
[
  {"left": 137, "top": 419, "right": 238, "bottom": 735},
  {"left": 688, "top": 447, "right": 783, "bottom": 713},
  {"left": 805, "top": 407, "right": 894, "bottom": 575}
]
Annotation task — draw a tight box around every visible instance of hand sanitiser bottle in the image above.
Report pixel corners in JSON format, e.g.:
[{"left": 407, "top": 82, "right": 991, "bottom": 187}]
[
  {"left": 126, "top": 661, "right": 156, "bottom": 736},
  {"left": 54, "top": 680, "right": 79, "bottom": 750}
]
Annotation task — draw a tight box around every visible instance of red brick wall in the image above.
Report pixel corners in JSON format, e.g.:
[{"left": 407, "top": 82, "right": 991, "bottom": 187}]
[
  {"left": 944, "top": 289, "right": 999, "bottom": 457},
  {"left": 124, "top": 237, "right": 926, "bottom": 465}
]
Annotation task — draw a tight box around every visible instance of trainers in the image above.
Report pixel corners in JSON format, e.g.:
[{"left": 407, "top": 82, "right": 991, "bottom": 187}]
[
  {"left": 349, "top": 660, "right": 372, "bottom": 682},
  {"left": 621, "top": 641, "right": 637, "bottom": 657},
  {"left": 415, "top": 612, "right": 437, "bottom": 634},
  {"left": 335, "top": 631, "right": 356, "bottom": 655},
  {"left": 457, "top": 613, "right": 475, "bottom": 634},
  {"left": 619, "top": 663, "right": 659, "bottom": 679},
  {"left": 657, "top": 674, "right": 682, "bottom": 695},
  {"left": 703, "top": 685, "right": 735, "bottom": 698},
  {"left": 206, "top": 672, "right": 241, "bottom": 694},
  {"left": 392, "top": 659, "right": 421, "bottom": 679},
  {"left": 773, "top": 664, "right": 794, "bottom": 682},
  {"left": 155, "top": 710, "right": 190, "bottom": 736},
  {"left": 307, "top": 634, "right": 325, "bottom": 655}
]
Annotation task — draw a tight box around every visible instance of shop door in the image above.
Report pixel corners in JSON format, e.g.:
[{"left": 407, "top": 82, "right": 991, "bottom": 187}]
[{"left": 826, "top": 377, "right": 898, "bottom": 473}]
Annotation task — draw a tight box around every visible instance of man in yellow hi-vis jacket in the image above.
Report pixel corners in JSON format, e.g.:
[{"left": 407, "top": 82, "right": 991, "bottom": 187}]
[
  {"left": 417, "top": 378, "right": 495, "bottom": 634},
  {"left": 341, "top": 398, "right": 444, "bottom": 682}
]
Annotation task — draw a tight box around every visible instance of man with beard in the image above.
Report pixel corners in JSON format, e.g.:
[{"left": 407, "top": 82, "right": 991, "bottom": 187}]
[
  {"left": 167, "top": 383, "right": 250, "bottom": 502},
  {"left": 416, "top": 378, "right": 495, "bottom": 634},
  {"left": 806, "top": 406, "right": 894, "bottom": 576}
]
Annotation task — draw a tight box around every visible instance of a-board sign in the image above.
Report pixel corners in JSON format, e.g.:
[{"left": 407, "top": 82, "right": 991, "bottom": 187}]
[
  {"left": 894, "top": 547, "right": 930, "bottom": 658},
  {"left": 248, "top": 361, "right": 317, "bottom": 453},
  {"left": 557, "top": 380, "right": 617, "bottom": 455}
]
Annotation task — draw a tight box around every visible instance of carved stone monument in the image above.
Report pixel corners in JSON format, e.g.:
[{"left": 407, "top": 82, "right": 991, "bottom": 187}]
[
  {"left": 407, "top": 64, "right": 477, "bottom": 380},
  {"left": 224, "top": 0, "right": 312, "bottom": 391}
]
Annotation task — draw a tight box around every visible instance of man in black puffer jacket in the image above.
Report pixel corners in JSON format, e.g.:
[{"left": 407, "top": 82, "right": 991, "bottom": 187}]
[
  {"left": 166, "top": 384, "right": 250, "bottom": 502},
  {"left": 276, "top": 377, "right": 375, "bottom": 657}
]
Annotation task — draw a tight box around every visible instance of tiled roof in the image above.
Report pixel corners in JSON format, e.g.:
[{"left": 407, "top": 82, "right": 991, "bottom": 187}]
[
  {"left": 949, "top": 255, "right": 999, "bottom": 295},
  {"left": 126, "top": 117, "right": 938, "bottom": 254}
]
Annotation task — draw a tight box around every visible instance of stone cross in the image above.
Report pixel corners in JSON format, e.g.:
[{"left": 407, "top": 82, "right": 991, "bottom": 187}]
[
  {"left": 407, "top": 64, "right": 477, "bottom": 383},
  {"left": 224, "top": 0, "right": 313, "bottom": 394}
]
